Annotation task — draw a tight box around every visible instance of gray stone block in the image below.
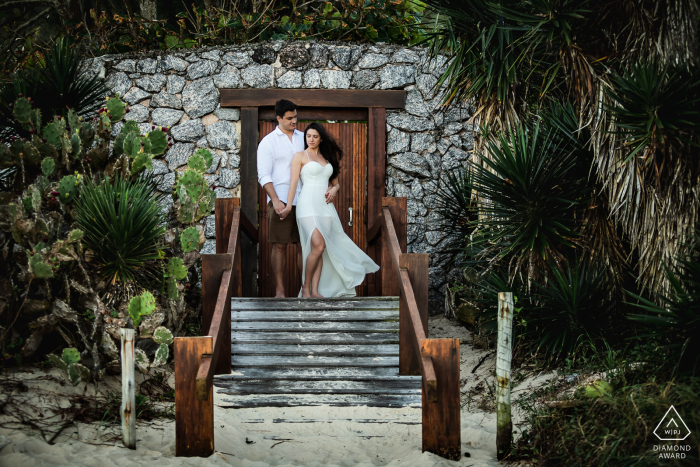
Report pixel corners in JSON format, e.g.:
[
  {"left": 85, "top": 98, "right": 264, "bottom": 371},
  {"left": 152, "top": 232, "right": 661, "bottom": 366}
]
[
  {"left": 214, "top": 107, "right": 240, "bottom": 121},
  {"left": 206, "top": 120, "right": 238, "bottom": 150},
  {"left": 222, "top": 51, "right": 250, "bottom": 68},
  {"left": 214, "top": 187, "right": 233, "bottom": 199},
  {"left": 160, "top": 55, "right": 188, "bottom": 72},
  {"left": 196, "top": 136, "right": 208, "bottom": 148},
  {"left": 182, "top": 77, "right": 218, "bottom": 118},
  {"left": 443, "top": 122, "right": 463, "bottom": 136},
  {"left": 410, "top": 133, "right": 436, "bottom": 153},
  {"left": 219, "top": 168, "right": 240, "bottom": 188},
  {"left": 351, "top": 70, "right": 379, "bottom": 90},
  {"left": 171, "top": 119, "right": 205, "bottom": 142},
  {"left": 151, "top": 108, "right": 184, "bottom": 127},
  {"left": 277, "top": 71, "right": 303, "bottom": 88},
  {"left": 106, "top": 72, "right": 131, "bottom": 98},
  {"left": 391, "top": 49, "right": 420, "bottom": 63},
  {"left": 358, "top": 53, "right": 388, "bottom": 69},
  {"left": 155, "top": 172, "right": 175, "bottom": 192},
  {"left": 309, "top": 44, "right": 328, "bottom": 67},
  {"left": 242, "top": 64, "right": 273, "bottom": 88},
  {"left": 205, "top": 215, "right": 216, "bottom": 238},
  {"left": 386, "top": 113, "right": 435, "bottom": 132},
  {"left": 437, "top": 138, "right": 451, "bottom": 155},
  {"left": 407, "top": 223, "right": 425, "bottom": 245},
  {"left": 380, "top": 65, "right": 416, "bottom": 89},
  {"left": 416, "top": 74, "right": 438, "bottom": 100},
  {"left": 205, "top": 152, "right": 221, "bottom": 174},
  {"left": 279, "top": 46, "right": 310, "bottom": 67},
  {"left": 166, "top": 75, "right": 186, "bottom": 94},
  {"left": 389, "top": 152, "right": 431, "bottom": 178},
  {"left": 114, "top": 60, "right": 136, "bottom": 72},
  {"left": 159, "top": 194, "right": 174, "bottom": 216},
  {"left": 150, "top": 91, "right": 182, "bottom": 109},
  {"left": 165, "top": 142, "right": 195, "bottom": 169},
  {"left": 213, "top": 65, "right": 241, "bottom": 89},
  {"left": 137, "top": 58, "right": 158, "bottom": 73},
  {"left": 135, "top": 74, "right": 167, "bottom": 92},
  {"left": 321, "top": 70, "right": 351, "bottom": 89},
  {"left": 228, "top": 153, "right": 240, "bottom": 168},
  {"left": 201, "top": 50, "right": 221, "bottom": 61},
  {"left": 124, "top": 104, "right": 149, "bottom": 122},
  {"left": 122, "top": 87, "right": 150, "bottom": 105},
  {"left": 304, "top": 69, "right": 321, "bottom": 88},
  {"left": 200, "top": 239, "right": 216, "bottom": 255},
  {"left": 187, "top": 60, "right": 217, "bottom": 80},
  {"left": 405, "top": 90, "right": 429, "bottom": 117},
  {"left": 411, "top": 179, "right": 424, "bottom": 199},
  {"left": 387, "top": 129, "right": 410, "bottom": 154},
  {"left": 148, "top": 159, "right": 170, "bottom": 175},
  {"left": 425, "top": 230, "right": 445, "bottom": 246}
]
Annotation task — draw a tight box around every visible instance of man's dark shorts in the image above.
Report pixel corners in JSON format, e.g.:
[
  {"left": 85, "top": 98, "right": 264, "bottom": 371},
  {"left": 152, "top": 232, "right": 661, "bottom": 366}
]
[{"left": 267, "top": 200, "right": 301, "bottom": 244}]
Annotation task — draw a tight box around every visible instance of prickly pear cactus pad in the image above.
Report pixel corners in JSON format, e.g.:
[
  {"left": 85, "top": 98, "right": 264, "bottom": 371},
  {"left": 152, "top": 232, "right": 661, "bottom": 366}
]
[
  {"left": 128, "top": 291, "right": 156, "bottom": 327},
  {"left": 180, "top": 227, "right": 200, "bottom": 253}
]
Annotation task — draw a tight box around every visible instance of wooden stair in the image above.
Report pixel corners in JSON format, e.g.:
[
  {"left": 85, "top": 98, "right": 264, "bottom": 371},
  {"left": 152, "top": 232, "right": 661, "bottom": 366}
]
[{"left": 214, "top": 297, "right": 422, "bottom": 408}]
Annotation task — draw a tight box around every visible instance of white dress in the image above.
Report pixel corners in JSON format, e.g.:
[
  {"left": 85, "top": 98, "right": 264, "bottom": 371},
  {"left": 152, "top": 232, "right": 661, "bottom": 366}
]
[{"left": 296, "top": 153, "right": 379, "bottom": 297}]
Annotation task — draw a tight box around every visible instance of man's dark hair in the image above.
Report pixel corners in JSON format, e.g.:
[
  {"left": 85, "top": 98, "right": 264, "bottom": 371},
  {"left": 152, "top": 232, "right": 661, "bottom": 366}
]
[{"left": 275, "top": 99, "right": 297, "bottom": 118}]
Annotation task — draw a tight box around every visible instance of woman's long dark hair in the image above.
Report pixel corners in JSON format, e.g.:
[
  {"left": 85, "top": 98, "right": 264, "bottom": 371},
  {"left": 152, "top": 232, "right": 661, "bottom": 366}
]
[{"left": 304, "top": 122, "right": 343, "bottom": 180}]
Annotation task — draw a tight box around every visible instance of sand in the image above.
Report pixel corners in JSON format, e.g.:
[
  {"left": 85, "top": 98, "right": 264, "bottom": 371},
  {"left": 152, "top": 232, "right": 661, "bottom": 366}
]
[{"left": 0, "top": 316, "right": 542, "bottom": 467}]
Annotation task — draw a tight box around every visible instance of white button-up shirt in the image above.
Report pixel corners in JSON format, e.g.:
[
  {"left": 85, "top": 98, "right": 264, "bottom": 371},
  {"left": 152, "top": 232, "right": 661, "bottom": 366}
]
[{"left": 257, "top": 126, "right": 306, "bottom": 205}]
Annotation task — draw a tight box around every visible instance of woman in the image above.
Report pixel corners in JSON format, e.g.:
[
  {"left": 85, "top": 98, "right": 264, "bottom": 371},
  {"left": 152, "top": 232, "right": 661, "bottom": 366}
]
[{"left": 280, "top": 122, "right": 379, "bottom": 298}]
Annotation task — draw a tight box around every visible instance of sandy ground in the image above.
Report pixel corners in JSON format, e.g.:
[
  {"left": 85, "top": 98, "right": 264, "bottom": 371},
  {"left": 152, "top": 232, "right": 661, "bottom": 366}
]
[{"left": 0, "top": 316, "right": 544, "bottom": 467}]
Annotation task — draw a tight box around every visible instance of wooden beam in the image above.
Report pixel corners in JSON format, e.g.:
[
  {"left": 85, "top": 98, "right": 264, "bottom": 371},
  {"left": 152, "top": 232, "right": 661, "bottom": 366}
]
[
  {"left": 175, "top": 337, "right": 214, "bottom": 457},
  {"left": 240, "top": 210, "right": 259, "bottom": 244},
  {"left": 367, "top": 108, "right": 386, "bottom": 297},
  {"left": 398, "top": 254, "right": 429, "bottom": 376},
  {"left": 240, "top": 107, "right": 258, "bottom": 297},
  {"left": 221, "top": 89, "right": 405, "bottom": 108},
  {"left": 421, "top": 338, "right": 461, "bottom": 461},
  {"left": 201, "top": 254, "right": 231, "bottom": 376},
  {"left": 380, "top": 198, "right": 406, "bottom": 297},
  {"left": 258, "top": 106, "right": 368, "bottom": 121}
]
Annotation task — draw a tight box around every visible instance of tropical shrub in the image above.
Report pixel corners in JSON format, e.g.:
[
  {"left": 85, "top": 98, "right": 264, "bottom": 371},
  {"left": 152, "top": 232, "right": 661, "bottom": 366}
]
[{"left": 75, "top": 175, "right": 166, "bottom": 285}]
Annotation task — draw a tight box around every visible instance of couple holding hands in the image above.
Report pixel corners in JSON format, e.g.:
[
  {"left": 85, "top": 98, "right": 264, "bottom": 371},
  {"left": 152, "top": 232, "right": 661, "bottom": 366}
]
[{"left": 257, "top": 99, "right": 379, "bottom": 298}]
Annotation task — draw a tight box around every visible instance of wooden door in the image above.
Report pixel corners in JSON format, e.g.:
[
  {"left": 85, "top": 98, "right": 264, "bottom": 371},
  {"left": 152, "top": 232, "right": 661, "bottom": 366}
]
[{"left": 257, "top": 121, "right": 368, "bottom": 297}]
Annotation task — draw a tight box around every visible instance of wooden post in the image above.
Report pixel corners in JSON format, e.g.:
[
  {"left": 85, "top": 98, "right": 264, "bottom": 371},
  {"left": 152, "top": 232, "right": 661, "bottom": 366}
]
[
  {"left": 202, "top": 253, "right": 232, "bottom": 375},
  {"left": 399, "top": 253, "right": 428, "bottom": 375},
  {"left": 381, "top": 197, "right": 407, "bottom": 296},
  {"left": 367, "top": 108, "right": 386, "bottom": 297},
  {"left": 422, "top": 338, "right": 461, "bottom": 461},
  {"left": 496, "top": 292, "right": 514, "bottom": 460},
  {"left": 240, "top": 108, "right": 258, "bottom": 297},
  {"left": 175, "top": 337, "right": 214, "bottom": 457},
  {"left": 120, "top": 328, "right": 136, "bottom": 450}
]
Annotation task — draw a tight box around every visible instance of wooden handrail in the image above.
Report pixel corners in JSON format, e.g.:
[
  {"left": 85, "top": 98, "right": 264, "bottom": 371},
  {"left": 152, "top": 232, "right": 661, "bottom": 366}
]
[
  {"left": 195, "top": 206, "right": 241, "bottom": 400},
  {"left": 240, "top": 210, "right": 259, "bottom": 244},
  {"left": 381, "top": 207, "right": 437, "bottom": 402}
]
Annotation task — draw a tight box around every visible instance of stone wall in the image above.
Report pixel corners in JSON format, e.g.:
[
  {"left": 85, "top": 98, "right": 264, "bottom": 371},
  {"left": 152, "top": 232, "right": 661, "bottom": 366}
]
[{"left": 91, "top": 40, "right": 473, "bottom": 311}]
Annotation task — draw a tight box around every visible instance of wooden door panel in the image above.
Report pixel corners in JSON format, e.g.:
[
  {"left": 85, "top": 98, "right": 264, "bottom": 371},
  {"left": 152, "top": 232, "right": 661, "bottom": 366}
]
[{"left": 257, "top": 121, "right": 368, "bottom": 297}]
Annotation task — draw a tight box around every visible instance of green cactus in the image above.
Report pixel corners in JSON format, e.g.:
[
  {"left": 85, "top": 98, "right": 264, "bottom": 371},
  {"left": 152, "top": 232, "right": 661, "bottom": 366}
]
[
  {"left": 128, "top": 291, "right": 156, "bottom": 327},
  {"left": 67, "top": 109, "right": 80, "bottom": 134},
  {"left": 58, "top": 175, "right": 80, "bottom": 204},
  {"left": 193, "top": 148, "right": 213, "bottom": 169},
  {"left": 180, "top": 227, "right": 200, "bottom": 253},
  {"left": 152, "top": 343, "right": 169, "bottom": 366},
  {"left": 12, "top": 97, "right": 31, "bottom": 124},
  {"left": 23, "top": 185, "right": 41, "bottom": 213},
  {"left": 179, "top": 170, "right": 205, "bottom": 200},
  {"left": 148, "top": 129, "right": 168, "bottom": 156},
  {"left": 70, "top": 133, "right": 82, "bottom": 159},
  {"left": 122, "top": 120, "right": 140, "bottom": 135},
  {"left": 10, "top": 140, "right": 41, "bottom": 167},
  {"left": 41, "top": 158, "right": 55, "bottom": 177},
  {"left": 153, "top": 326, "right": 174, "bottom": 345},
  {"left": 47, "top": 349, "right": 90, "bottom": 385},
  {"left": 42, "top": 122, "right": 61, "bottom": 148},
  {"left": 105, "top": 96, "right": 126, "bottom": 122},
  {"left": 28, "top": 250, "right": 53, "bottom": 279},
  {"left": 79, "top": 122, "right": 95, "bottom": 148},
  {"left": 166, "top": 257, "right": 188, "bottom": 299},
  {"left": 22, "top": 196, "right": 33, "bottom": 213},
  {"left": 187, "top": 154, "right": 207, "bottom": 173},
  {"left": 178, "top": 201, "right": 196, "bottom": 224},
  {"left": 47, "top": 353, "right": 67, "bottom": 371},
  {"left": 68, "top": 229, "right": 84, "bottom": 242},
  {"left": 131, "top": 152, "right": 153, "bottom": 175},
  {"left": 62, "top": 347, "right": 80, "bottom": 365}
]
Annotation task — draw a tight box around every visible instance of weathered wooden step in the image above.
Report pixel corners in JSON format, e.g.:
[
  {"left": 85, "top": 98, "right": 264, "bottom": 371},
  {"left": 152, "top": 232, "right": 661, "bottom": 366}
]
[
  {"left": 232, "top": 321, "right": 398, "bottom": 333},
  {"left": 216, "top": 379, "right": 420, "bottom": 395},
  {"left": 231, "top": 298, "right": 399, "bottom": 311},
  {"left": 232, "top": 310, "right": 398, "bottom": 321},
  {"left": 232, "top": 332, "right": 399, "bottom": 345},
  {"left": 231, "top": 344, "right": 399, "bottom": 356},
  {"left": 218, "top": 393, "right": 421, "bottom": 408},
  {"left": 231, "top": 355, "right": 398, "bottom": 368},
  {"left": 216, "top": 367, "right": 412, "bottom": 381}
]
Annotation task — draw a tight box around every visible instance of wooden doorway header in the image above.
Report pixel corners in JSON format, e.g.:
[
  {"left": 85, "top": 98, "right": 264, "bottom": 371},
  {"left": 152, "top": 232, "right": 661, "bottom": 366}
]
[
  {"left": 221, "top": 89, "right": 406, "bottom": 108},
  {"left": 225, "top": 89, "right": 404, "bottom": 297}
]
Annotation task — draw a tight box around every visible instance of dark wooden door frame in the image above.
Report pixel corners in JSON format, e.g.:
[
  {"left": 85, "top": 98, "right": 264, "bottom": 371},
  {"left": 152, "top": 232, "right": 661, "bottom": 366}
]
[{"left": 222, "top": 89, "right": 406, "bottom": 297}]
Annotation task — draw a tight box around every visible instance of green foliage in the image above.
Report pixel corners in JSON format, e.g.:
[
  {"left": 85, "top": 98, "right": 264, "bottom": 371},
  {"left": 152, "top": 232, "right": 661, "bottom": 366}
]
[
  {"left": 58, "top": 175, "right": 80, "bottom": 204},
  {"left": 28, "top": 247, "right": 54, "bottom": 279},
  {"left": 41, "top": 157, "right": 55, "bottom": 177},
  {"left": 75, "top": 175, "right": 165, "bottom": 283},
  {"left": 153, "top": 326, "right": 174, "bottom": 345},
  {"left": 193, "top": 148, "right": 213, "bottom": 169},
  {"left": 148, "top": 129, "right": 168, "bottom": 156},
  {"left": 627, "top": 225, "right": 700, "bottom": 375},
  {"left": 187, "top": 154, "right": 207, "bottom": 173},
  {"left": 180, "top": 227, "right": 200, "bottom": 253},
  {"left": 166, "top": 257, "right": 188, "bottom": 300},
  {"left": 175, "top": 159, "right": 214, "bottom": 224},
  {"left": 128, "top": 291, "right": 156, "bottom": 327},
  {"left": 105, "top": 97, "right": 125, "bottom": 122}
]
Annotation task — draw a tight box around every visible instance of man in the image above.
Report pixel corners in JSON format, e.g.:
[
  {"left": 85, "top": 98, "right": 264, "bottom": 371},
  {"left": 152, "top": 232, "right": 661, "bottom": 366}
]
[{"left": 257, "top": 99, "right": 304, "bottom": 297}]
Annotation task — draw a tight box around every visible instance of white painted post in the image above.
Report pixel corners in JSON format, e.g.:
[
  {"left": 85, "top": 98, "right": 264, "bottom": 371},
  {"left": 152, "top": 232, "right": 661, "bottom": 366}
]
[
  {"left": 120, "top": 328, "right": 136, "bottom": 449},
  {"left": 496, "top": 292, "right": 514, "bottom": 460}
]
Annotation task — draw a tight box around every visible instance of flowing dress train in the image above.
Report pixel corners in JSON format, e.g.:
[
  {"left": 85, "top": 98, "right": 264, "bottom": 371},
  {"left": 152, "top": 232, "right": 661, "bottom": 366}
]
[{"left": 296, "top": 154, "right": 379, "bottom": 297}]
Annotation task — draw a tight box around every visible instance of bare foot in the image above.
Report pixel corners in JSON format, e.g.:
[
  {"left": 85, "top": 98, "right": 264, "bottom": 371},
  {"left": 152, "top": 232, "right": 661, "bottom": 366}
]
[
  {"left": 274, "top": 290, "right": 286, "bottom": 298},
  {"left": 310, "top": 291, "right": 324, "bottom": 298},
  {"left": 301, "top": 289, "right": 312, "bottom": 298}
]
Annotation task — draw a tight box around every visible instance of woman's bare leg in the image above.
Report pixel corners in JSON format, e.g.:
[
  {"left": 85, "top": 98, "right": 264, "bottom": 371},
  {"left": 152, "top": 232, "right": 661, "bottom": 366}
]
[
  {"left": 310, "top": 256, "right": 323, "bottom": 298},
  {"left": 302, "top": 229, "right": 325, "bottom": 298}
]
